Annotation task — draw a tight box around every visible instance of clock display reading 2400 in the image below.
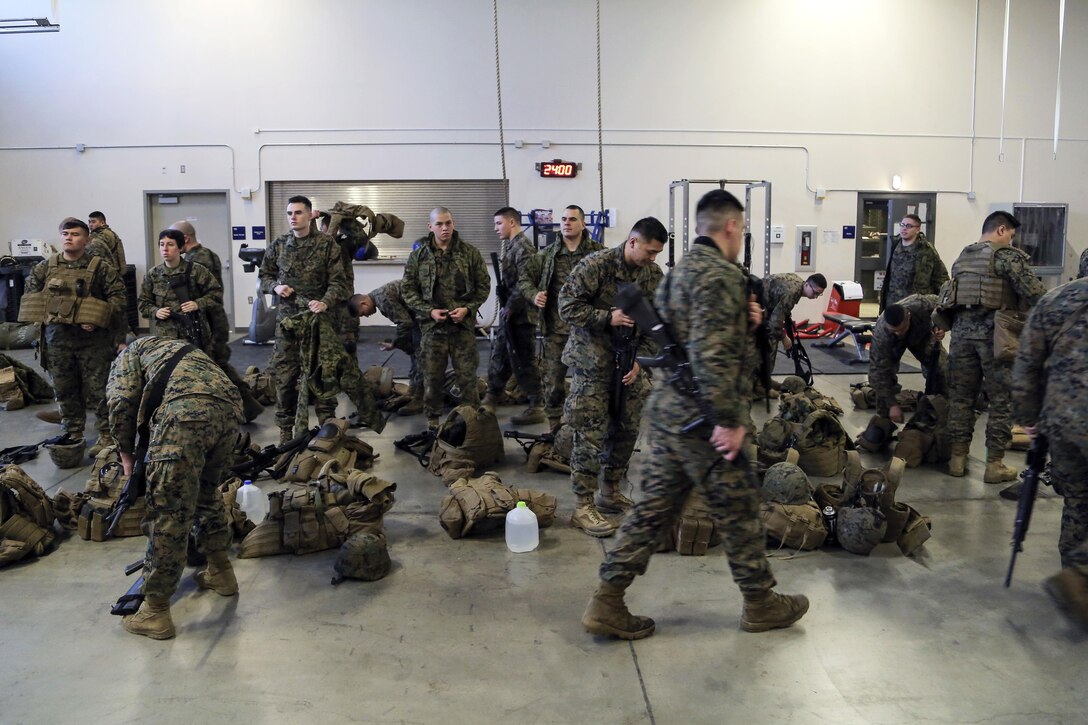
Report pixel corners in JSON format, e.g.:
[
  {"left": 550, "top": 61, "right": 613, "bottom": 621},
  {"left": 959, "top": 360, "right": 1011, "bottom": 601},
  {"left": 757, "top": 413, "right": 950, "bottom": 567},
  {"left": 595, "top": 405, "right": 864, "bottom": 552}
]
[{"left": 538, "top": 159, "right": 579, "bottom": 178}]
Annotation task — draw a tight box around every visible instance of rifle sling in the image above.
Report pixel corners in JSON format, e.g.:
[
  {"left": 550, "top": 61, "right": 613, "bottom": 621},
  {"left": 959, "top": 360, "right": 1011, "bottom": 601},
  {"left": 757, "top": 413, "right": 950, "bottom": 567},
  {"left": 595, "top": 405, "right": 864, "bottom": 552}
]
[{"left": 134, "top": 343, "right": 197, "bottom": 457}]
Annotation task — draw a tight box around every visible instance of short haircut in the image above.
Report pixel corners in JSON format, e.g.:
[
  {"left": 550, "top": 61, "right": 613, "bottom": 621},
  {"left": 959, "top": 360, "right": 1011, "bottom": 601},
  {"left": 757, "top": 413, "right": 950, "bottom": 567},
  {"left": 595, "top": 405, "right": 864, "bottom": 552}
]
[
  {"left": 159, "top": 229, "right": 185, "bottom": 247},
  {"left": 287, "top": 195, "right": 313, "bottom": 210},
  {"left": 903, "top": 213, "right": 922, "bottom": 226},
  {"left": 883, "top": 303, "right": 906, "bottom": 327},
  {"left": 430, "top": 206, "right": 453, "bottom": 223},
  {"left": 807, "top": 273, "right": 827, "bottom": 291},
  {"left": 170, "top": 220, "right": 196, "bottom": 239},
  {"left": 493, "top": 206, "right": 520, "bottom": 222},
  {"left": 347, "top": 293, "right": 371, "bottom": 316},
  {"left": 564, "top": 204, "right": 585, "bottom": 221},
  {"left": 88, "top": 211, "right": 106, "bottom": 222},
  {"left": 694, "top": 190, "right": 744, "bottom": 235},
  {"left": 629, "top": 216, "right": 668, "bottom": 246},
  {"left": 62, "top": 218, "right": 90, "bottom": 234},
  {"left": 982, "top": 210, "right": 1020, "bottom": 234}
]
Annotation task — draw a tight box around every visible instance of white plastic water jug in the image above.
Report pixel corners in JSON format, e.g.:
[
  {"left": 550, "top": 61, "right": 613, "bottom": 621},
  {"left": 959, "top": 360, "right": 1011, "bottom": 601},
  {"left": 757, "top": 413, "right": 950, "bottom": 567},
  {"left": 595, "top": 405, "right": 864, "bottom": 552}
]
[
  {"left": 505, "top": 501, "right": 539, "bottom": 552},
  {"left": 236, "top": 479, "right": 269, "bottom": 523}
]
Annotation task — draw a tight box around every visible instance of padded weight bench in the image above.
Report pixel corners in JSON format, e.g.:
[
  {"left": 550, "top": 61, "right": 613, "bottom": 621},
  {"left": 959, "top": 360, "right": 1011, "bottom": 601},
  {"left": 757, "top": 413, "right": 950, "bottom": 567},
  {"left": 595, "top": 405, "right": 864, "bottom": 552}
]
[{"left": 813, "top": 312, "right": 877, "bottom": 364}]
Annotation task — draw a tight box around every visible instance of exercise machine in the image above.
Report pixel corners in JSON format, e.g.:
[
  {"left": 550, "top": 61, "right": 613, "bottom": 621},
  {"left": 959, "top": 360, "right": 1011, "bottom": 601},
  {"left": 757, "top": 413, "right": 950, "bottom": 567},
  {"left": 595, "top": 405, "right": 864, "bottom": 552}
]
[
  {"left": 667, "top": 179, "right": 771, "bottom": 271},
  {"left": 237, "top": 244, "right": 278, "bottom": 345}
]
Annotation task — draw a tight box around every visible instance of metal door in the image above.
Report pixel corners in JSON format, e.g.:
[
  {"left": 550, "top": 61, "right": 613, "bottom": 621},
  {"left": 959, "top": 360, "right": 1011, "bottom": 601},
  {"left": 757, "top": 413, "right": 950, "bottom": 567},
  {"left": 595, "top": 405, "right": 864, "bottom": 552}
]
[
  {"left": 854, "top": 192, "right": 937, "bottom": 303},
  {"left": 145, "top": 191, "right": 233, "bottom": 329}
]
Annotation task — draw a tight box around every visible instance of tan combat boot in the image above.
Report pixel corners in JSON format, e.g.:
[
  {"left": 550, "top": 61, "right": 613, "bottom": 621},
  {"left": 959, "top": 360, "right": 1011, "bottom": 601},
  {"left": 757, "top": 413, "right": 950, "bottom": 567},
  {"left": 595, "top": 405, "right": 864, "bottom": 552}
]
[
  {"left": 397, "top": 396, "right": 424, "bottom": 417},
  {"left": 948, "top": 441, "right": 969, "bottom": 477},
  {"left": 571, "top": 495, "right": 617, "bottom": 537},
  {"left": 595, "top": 482, "right": 634, "bottom": 515},
  {"left": 194, "top": 550, "right": 239, "bottom": 596},
  {"left": 1044, "top": 568, "right": 1088, "bottom": 632},
  {"left": 740, "top": 590, "right": 810, "bottom": 632},
  {"left": 35, "top": 408, "right": 63, "bottom": 425},
  {"left": 87, "top": 432, "right": 116, "bottom": 458},
  {"left": 122, "top": 596, "right": 175, "bottom": 640},
  {"left": 582, "top": 579, "right": 656, "bottom": 639},
  {"left": 983, "top": 450, "right": 1018, "bottom": 484},
  {"left": 510, "top": 404, "right": 546, "bottom": 426}
]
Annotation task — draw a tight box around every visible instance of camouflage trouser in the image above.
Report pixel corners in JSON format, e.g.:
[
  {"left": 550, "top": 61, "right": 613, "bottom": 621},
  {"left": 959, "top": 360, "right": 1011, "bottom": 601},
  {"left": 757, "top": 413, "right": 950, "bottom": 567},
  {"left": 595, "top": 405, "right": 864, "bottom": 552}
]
[
  {"left": 403, "top": 325, "right": 423, "bottom": 399},
  {"left": 420, "top": 324, "right": 479, "bottom": 418},
  {"left": 946, "top": 336, "right": 1012, "bottom": 451},
  {"left": 270, "top": 318, "right": 336, "bottom": 429},
  {"left": 1046, "top": 433, "right": 1088, "bottom": 575},
  {"left": 541, "top": 333, "right": 569, "bottom": 420},
  {"left": 141, "top": 400, "right": 236, "bottom": 600},
  {"left": 565, "top": 368, "right": 649, "bottom": 497},
  {"left": 486, "top": 315, "right": 541, "bottom": 402},
  {"left": 48, "top": 338, "right": 114, "bottom": 438},
  {"left": 601, "top": 426, "right": 776, "bottom": 595}
]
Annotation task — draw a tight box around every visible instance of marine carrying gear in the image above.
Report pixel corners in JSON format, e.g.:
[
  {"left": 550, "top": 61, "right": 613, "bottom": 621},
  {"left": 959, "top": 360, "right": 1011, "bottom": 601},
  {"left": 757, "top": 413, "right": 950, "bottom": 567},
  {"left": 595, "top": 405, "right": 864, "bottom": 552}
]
[
  {"left": 0, "top": 464, "right": 57, "bottom": 568},
  {"left": 18, "top": 255, "right": 114, "bottom": 328}
]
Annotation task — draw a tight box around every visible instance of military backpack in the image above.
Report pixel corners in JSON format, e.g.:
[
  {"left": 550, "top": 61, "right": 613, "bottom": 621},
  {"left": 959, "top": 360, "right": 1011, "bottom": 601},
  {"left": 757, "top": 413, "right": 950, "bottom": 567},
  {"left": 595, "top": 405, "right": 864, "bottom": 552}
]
[{"left": 0, "top": 464, "right": 57, "bottom": 567}]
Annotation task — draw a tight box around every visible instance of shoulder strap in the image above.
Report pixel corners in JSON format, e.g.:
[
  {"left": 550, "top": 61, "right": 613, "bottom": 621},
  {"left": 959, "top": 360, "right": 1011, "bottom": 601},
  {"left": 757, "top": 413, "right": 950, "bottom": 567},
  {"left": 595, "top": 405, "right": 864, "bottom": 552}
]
[
  {"left": 87, "top": 256, "right": 101, "bottom": 275},
  {"left": 136, "top": 344, "right": 196, "bottom": 453}
]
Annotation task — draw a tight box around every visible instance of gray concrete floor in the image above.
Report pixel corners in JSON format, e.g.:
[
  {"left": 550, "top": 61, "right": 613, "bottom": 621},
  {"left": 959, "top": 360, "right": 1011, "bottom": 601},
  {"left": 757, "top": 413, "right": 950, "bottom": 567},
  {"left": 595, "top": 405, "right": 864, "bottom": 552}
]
[{"left": 1, "top": 343, "right": 1085, "bottom": 725}]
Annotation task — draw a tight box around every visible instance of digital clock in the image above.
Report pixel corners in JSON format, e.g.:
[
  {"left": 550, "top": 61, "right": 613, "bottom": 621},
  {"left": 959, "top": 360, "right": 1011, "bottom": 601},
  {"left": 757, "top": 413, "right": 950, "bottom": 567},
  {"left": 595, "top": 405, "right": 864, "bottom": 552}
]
[{"left": 537, "top": 159, "right": 580, "bottom": 178}]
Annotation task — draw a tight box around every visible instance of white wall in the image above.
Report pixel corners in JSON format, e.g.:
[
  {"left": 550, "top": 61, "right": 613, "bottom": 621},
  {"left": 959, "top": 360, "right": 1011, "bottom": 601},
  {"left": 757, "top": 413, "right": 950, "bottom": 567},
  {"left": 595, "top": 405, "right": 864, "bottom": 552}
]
[{"left": 2, "top": 0, "right": 1085, "bottom": 328}]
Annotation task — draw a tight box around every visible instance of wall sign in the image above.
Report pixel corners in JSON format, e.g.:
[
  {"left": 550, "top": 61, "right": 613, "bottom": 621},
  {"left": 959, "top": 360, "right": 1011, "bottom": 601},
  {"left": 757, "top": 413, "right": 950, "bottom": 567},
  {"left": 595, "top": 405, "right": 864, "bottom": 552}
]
[
  {"left": 252, "top": 226, "right": 266, "bottom": 241},
  {"left": 232, "top": 226, "right": 246, "bottom": 241}
]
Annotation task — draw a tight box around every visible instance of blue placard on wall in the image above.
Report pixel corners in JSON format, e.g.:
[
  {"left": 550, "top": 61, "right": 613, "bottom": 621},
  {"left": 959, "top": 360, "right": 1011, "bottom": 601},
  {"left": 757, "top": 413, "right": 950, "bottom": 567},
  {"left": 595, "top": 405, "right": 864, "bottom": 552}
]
[
  {"left": 842, "top": 225, "right": 856, "bottom": 239},
  {"left": 232, "top": 226, "right": 246, "bottom": 241},
  {"left": 252, "top": 226, "right": 266, "bottom": 241}
]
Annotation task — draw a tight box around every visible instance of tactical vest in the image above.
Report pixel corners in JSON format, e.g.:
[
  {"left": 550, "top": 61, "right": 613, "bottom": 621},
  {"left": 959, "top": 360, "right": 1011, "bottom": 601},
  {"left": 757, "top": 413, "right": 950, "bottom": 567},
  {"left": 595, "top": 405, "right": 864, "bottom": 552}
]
[
  {"left": 0, "top": 464, "right": 57, "bottom": 567},
  {"left": 18, "top": 255, "right": 113, "bottom": 328},
  {"left": 948, "top": 242, "right": 1023, "bottom": 310},
  {"left": 438, "top": 472, "right": 557, "bottom": 539},
  {"left": 280, "top": 418, "right": 376, "bottom": 483},
  {"left": 427, "top": 405, "right": 505, "bottom": 485},
  {"left": 72, "top": 444, "right": 147, "bottom": 541}
]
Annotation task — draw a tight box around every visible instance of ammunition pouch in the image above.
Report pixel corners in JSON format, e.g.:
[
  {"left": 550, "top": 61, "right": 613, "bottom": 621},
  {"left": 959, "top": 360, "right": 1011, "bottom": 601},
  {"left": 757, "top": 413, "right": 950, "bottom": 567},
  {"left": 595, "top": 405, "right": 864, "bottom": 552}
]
[{"left": 669, "top": 486, "right": 723, "bottom": 556}]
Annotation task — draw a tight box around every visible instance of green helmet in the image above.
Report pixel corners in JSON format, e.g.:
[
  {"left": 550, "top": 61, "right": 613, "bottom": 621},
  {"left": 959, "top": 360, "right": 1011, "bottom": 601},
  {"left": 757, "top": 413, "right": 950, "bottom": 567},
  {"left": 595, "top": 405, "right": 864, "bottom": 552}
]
[
  {"left": 837, "top": 505, "right": 887, "bottom": 555},
  {"left": 332, "top": 531, "right": 391, "bottom": 584},
  {"left": 761, "top": 462, "right": 812, "bottom": 505},
  {"left": 780, "top": 375, "right": 808, "bottom": 394},
  {"left": 47, "top": 439, "right": 86, "bottom": 469}
]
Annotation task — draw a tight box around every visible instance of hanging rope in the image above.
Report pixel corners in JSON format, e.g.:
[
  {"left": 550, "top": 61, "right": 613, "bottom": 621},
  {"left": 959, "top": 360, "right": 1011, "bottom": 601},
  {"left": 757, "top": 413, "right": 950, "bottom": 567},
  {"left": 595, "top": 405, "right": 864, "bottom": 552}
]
[
  {"left": 998, "top": 0, "right": 1010, "bottom": 161},
  {"left": 595, "top": 0, "right": 605, "bottom": 214},
  {"left": 492, "top": 0, "right": 508, "bottom": 204},
  {"left": 1053, "top": 0, "right": 1066, "bottom": 158}
]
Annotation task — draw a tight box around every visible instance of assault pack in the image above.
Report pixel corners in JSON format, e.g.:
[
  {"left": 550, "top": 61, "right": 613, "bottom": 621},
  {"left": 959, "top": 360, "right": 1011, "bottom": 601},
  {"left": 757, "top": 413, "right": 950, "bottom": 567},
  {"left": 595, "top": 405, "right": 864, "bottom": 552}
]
[{"left": 0, "top": 464, "right": 57, "bottom": 568}]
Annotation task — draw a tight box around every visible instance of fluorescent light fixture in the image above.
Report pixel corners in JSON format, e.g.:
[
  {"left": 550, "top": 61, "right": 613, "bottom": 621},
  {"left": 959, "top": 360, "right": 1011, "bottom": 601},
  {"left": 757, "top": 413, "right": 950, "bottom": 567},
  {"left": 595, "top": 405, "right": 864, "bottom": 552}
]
[
  {"left": 0, "top": 17, "right": 59, "bottom": 34},
  {"left": 891, "top": 174, "right": 903, "bottom": 190}
]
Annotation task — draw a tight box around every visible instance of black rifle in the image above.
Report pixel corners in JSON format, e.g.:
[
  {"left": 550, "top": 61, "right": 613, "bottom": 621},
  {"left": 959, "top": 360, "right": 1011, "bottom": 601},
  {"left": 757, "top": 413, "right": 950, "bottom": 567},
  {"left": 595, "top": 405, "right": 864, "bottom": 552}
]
[
  {"left": 615, "top": 282, "right": 748, "bottom": 458},
  {"left": 923, "top": 340, "right": 943, "bottom": 396},
  {"left": 1005, "top": 435, "right": 1049, "bottom": 588},
  {"left": 503, "top": 429, "right": 555, "bottom": 457},
  {"left": 748, "top": 274, "right": 773, "bottom": 412},
  {"left": 0, "top": 431, "right": 76, "bottom": 466},
  {"left": 743, "top": 230, "right": 752, "bottom": 272},
  {"left": 110, "top": 559, "right": 146, "bottom": 617},
  {"left": 393, "top": 430, "right": 436, "bottom": 467},
  {"left": 230, "top": 426, "right": 319, "bottom": 480},
  {"left": 489, "top": 252, "right": 510, "bottom": 309},
  {"left": 610, "top": 326, "right": 638, "bottom": 421},
  {"left": 167, "top": 262, "right": 206, "bottom": 351},
  {"left": 784, "top": 316, "right": 813, "bottom": 386},
  {"left": 104, "top": 450, "right": 148, "bottom": 539}
]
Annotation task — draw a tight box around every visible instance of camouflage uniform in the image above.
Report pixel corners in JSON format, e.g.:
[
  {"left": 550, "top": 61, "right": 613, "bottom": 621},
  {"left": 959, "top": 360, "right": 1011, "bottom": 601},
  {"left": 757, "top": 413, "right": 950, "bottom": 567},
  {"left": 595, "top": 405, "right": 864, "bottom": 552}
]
[
  {"left": 258, "top": 228, "right": 352, "bottom": 432},
  {"left": 182, "top": 244, "right": 228, "bottom": 351},
  {"left": 517, "top": 233, "right": 604, "bottom": 420},
  {"left": 764, "top": 272, "right": 805, "bottom": 361},
  {"left": 88, "top": 224, "right": 127, "bottom": 275},
  {"left": 401, "top": 231, "right": 490, "bottom": 419},
  {"left": 106, "top": 337, "right": 243, "bottom": 600},
  {"left": 1012, "top": 278, "right": 1088, "bottom": 576},
  {"left": 559, "top": 245, "right": 662, "bottom": 498},
  {"left": 137, "top": 261, "right": 221, "bottom": 350},
  {"left": 601, "top": 238, "right": 775, "bottom": 594},
  {"left": 868, "top": 294, "right": 947, "bottom": 417},
  {"left": 24, "top": 253, "right": 126, "bottom": 438},
  {"left": 942, "top": 242, "right": 1047, "bottom": 451},
  {"left": 880, "top": 236, "right": 949, "bottom": 312},
  {"left": 370, "top": 279, "right": 422, "bottom": 398},
  {"left": 487, "top": 231, "right": 542, "bottom": 403},
  {"left": 1078, "top": 249, "right": 1088, "bottom": 279}
]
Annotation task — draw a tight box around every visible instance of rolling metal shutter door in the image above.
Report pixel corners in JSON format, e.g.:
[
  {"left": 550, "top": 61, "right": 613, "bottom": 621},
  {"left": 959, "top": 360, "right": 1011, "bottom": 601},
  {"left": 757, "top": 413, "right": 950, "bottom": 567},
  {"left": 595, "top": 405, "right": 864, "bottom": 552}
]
[{"left": 267, "top": 180, "right": 508, "bottom": 258}]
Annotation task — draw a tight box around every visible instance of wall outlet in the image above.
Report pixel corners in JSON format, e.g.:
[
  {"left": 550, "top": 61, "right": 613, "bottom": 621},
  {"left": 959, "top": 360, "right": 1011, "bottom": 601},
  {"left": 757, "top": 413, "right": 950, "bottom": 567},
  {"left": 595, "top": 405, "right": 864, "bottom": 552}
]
[{"left": 248, "top": 296, "right": 254, "bottom": 304}]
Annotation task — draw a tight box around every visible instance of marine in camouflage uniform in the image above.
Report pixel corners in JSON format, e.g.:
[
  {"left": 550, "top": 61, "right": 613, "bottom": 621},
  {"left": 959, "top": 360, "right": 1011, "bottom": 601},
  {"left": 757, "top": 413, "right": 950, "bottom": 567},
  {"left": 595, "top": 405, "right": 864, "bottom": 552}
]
[
  {"left": 936, "top": 211, "right": 1048, "bottom": 481},
  {"left": 558, "top": 220, "right": 665, "bottom": 536},
  {"left": 763, "top": 271, "right": 825, "bottom": 364},
  {"left": 879, "top": 215, "right": 949, "bottom": 312},
  {"left": 368, "top": 279, "right": 423, "bottom": 410},
  {"left": 259, "top": 197, "right": 353, "bottom": 441},
  {"left": 868, "top": 294, "right": 947, "bottom": 420},
  {"left": 583, "top": 190, "right": 807, "bottom": 640},
  {"left": 172, "top": 221, "right": 265, "bottom": 422},
  {"left": 137, "top": 259, "right": 220, "bottom": 349},
  {"left": 485, "top": 208, "right": 543, "bottom": 423},
  {"left": 517, "top": 208, "right": 604, "bottom": 428},
  {"left": 107, "top": 337, "right": 243, "bottom": 639},
  {"left": 401, "top": 208, "right": 490, "bottom": 427},
  {"left": 23, "top": 221, "right": 126, "bottom": 444},
  {"left": 1078, "top": 248, "right": 1088, "bottom": 279},
  {"left": 87, "top": 214, "right": 128, "bottom": 276},
  {"left": 1011, "top": 277, "right": 1088, "bottom": 630}
]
